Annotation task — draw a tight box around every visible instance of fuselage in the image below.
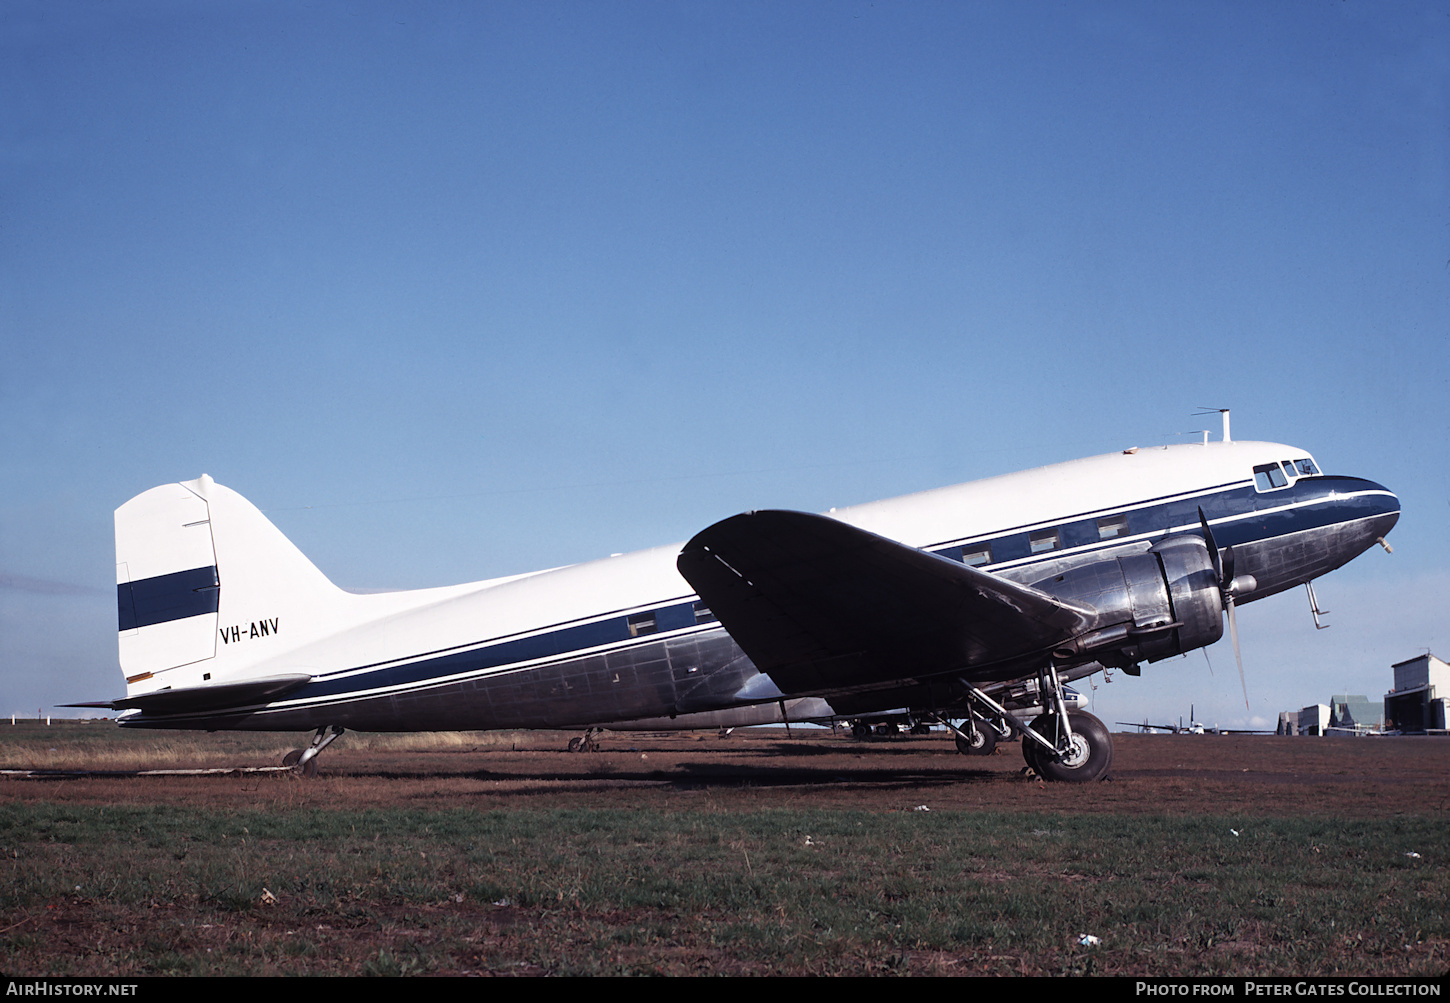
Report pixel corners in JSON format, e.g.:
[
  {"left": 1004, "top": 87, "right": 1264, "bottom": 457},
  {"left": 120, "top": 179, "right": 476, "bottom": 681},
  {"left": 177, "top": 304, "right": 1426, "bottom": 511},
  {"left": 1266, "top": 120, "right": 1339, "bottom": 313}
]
[{"left": 117, "top": 441, "right": 1398, "bottom": 732}]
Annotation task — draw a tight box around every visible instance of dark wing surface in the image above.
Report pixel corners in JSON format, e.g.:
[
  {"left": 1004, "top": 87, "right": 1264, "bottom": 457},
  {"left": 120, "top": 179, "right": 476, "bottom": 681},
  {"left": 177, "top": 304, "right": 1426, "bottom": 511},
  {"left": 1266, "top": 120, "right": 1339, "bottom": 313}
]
[{"left": 677, "top": 510, "right": 1094, "bottom": 697}]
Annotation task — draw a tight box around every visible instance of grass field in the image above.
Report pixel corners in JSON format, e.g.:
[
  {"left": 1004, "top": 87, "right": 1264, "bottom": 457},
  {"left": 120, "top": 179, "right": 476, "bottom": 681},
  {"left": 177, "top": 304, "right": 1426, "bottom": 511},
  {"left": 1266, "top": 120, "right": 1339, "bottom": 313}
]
[{"left": 0, "top": 723, "right": 1445, "bottom": 976}]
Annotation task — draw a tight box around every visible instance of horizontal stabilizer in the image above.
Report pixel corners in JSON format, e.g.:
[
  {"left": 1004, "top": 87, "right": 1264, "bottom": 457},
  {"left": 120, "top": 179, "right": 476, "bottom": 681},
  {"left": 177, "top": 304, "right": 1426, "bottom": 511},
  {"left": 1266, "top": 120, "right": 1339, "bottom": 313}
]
[{"left": 65, "top": 673, "right": 312, "bottom": 716}]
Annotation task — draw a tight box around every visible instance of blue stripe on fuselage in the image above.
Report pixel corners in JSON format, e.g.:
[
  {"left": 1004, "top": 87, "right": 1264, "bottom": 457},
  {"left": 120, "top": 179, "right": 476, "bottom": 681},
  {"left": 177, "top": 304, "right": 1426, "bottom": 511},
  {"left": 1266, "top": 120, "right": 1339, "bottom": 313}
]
[
  {"left": 930, "top": 475, "right": 1395, "bottom": 571},
  {"left": 292, "top": 599, "right": 705, "bottom": 701}
]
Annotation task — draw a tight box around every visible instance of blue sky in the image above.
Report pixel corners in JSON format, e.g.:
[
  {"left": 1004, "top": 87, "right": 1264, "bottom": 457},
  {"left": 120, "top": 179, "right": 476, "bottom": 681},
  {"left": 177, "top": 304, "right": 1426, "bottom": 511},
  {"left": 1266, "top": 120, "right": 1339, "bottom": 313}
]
[{"left": 3, "top": 1, "right": 1446, "bottom": 732}]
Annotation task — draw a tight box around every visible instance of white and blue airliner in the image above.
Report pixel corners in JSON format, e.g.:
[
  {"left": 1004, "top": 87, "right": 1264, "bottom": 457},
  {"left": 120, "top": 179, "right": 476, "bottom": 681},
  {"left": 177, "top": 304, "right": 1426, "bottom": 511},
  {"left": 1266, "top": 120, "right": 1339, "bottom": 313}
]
[{"left": 81, "top": 432, "right": 1399, "bottom": 781}]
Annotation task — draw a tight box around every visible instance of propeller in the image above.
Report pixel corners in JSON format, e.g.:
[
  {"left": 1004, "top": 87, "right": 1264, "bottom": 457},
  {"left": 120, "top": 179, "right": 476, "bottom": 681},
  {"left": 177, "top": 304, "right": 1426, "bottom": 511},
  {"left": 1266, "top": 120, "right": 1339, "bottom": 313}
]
[{"left": 1198, "top": 507, "right": 1255, "bottom": 711}]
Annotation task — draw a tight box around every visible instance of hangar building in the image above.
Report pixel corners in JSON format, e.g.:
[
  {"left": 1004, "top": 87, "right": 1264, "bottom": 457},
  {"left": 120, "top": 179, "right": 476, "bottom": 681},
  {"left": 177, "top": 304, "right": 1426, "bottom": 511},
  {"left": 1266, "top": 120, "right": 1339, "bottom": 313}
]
[{"left": 1384, "top": 654, "right": 1449, "bottom": 734}]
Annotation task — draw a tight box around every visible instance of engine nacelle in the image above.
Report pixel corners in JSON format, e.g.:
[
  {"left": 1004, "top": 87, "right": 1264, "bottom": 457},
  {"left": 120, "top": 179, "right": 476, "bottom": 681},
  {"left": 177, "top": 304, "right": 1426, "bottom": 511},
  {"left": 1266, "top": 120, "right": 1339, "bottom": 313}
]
[{"left": 1033, "top": 535, "right": 1224, "bottom": 667}]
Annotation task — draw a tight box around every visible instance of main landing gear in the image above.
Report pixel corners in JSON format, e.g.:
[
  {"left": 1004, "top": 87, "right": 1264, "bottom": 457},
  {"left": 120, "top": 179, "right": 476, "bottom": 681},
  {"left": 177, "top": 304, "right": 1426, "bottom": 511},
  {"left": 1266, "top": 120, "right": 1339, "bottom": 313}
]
[
  {"left": 947, "top": 712, "right": 1003, "bottom": 756},
  {"left": 283, "top": 724, "right": 345, "bottom": 778},
  {"left": 954, "top": 723, "right": 997, "bottom": 756},
  {"left": 567, "top": 728, "right": 604, "bottom": 752},
  {"left": 956, "top": 664, "right": 1114, "bottom": 782},
  {"left": 1024, "top": 710, "right": 1112, "bottom": 782}
]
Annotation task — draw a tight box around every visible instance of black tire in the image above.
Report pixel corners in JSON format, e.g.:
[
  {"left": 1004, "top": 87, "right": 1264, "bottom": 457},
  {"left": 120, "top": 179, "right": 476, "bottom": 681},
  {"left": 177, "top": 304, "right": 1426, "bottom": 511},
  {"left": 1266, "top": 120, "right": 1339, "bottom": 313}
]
[
  {"left": 1028, "top": 711, "right": 1113, "bottom": 783},
  {"left": 1021, "top": 731, "right": 1044, "bottom": 773},
  {"left": 851, "top": 721, "right": 872, "bottom": 740},
  {"left": 955, "top": 724, "right": 997, "bottom": 756},
  {"left": 567, "top": 736, "right": 584, "bottom": 753},
  {"left": 282, "top": 749, "right": 303, "bottom": 768}
]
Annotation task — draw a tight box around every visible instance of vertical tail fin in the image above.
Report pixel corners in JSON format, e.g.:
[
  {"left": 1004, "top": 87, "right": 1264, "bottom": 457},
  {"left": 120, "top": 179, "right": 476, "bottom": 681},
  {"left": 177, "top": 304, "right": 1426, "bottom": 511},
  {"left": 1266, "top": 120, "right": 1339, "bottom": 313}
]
[{"left": 116, "top": 475, "right": 351, "bottom": 698}]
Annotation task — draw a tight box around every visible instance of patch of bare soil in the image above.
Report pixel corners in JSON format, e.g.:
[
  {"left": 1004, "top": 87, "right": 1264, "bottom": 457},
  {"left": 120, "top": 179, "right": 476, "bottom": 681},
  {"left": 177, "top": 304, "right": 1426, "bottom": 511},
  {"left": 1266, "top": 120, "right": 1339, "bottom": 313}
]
[{"left": 4, "top": 729, "right": 1446, "bottom": 817}]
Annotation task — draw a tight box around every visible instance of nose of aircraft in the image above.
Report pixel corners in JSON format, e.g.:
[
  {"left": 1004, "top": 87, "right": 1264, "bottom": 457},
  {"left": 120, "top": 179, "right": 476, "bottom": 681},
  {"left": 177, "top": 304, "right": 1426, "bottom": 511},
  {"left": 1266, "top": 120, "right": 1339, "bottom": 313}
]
[{"left": 1343, "top": 476, "right": 1400, "bottom": 539}]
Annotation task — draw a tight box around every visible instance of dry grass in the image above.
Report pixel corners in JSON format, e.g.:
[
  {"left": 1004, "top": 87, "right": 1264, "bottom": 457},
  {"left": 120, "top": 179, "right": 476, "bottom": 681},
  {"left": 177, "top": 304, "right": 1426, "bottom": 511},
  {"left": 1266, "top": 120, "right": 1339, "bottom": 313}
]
[
  {"left": 351, "top": 730, "right": 538, "bottom": 753},
  {"left": 0, "top": 721, "right": 536, "bottom": 771}
]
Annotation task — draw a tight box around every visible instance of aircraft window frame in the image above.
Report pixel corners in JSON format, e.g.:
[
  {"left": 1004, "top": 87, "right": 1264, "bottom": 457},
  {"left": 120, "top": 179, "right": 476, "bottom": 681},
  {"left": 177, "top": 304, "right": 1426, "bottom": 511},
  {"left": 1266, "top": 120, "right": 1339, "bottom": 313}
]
[
  {"left": 627, "top": 612, "right": 658, "bottom": 637},
  {"left": 1292, "top": 457, "right": 1320, "bottom": 477},
  {"left": 962, "top": 542, "right": 993, "bottom": 567},
  {"left": 1253, "top": 463, "right": 1288, "bottom": 492},
  {"left": 1029, "top": 529, "right": 1060, "bottom": 554},
  {"left": 1097, "top": 514, "right": 1130, "bottom": 541}
]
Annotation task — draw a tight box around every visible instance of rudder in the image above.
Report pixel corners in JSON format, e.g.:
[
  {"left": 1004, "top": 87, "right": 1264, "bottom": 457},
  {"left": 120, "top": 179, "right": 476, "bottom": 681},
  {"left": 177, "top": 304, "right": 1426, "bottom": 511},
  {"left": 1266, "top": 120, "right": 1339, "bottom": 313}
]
[{"left": 115, "top": 475, "right": 349, "bottom": 700}]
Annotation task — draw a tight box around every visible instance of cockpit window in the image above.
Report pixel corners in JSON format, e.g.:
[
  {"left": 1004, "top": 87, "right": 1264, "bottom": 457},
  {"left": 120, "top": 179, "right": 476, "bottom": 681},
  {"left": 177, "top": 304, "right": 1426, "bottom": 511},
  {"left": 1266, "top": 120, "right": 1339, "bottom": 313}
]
[
  {"left": 1254, "top": 463, "right": 1288, "bottom": 491},
  {"left": 1291, "top": 457, "right": 1319, "bottom": 477}
]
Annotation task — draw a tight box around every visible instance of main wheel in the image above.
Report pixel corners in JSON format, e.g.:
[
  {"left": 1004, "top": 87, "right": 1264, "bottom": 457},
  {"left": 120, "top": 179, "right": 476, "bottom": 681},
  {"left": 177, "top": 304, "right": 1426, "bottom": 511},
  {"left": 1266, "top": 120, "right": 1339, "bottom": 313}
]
[
  {"left": 851, "top": 721, "right": 872, "bottom": 740},
  {"left": 1027, "top": 711, "right": 1113, "bottom": 782},
  {"left": 955, "top": 723, "right": 997, "bottom": 756}
]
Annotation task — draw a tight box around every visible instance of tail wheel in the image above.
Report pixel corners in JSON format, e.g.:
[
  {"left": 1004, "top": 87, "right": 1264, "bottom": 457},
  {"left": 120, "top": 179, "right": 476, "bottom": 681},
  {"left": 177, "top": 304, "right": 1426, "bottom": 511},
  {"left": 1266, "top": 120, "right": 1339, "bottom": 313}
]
[
  {"left": 1027, "top": 711, "right": 1113, "bottom": 782},
  {"left": 955, "top": 724, "right": 997, "bottom": 756},
  {"left": 282, "top": 748, "right": 319, "bottom": 778}
]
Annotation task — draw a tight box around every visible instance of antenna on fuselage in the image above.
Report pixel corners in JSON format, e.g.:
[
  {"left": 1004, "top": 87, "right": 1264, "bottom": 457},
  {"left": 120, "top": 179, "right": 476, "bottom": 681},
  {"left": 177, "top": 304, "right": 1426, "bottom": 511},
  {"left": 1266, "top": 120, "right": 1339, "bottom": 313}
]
[{"left": 1193, "top": 407, "right": 1231, "bottom": 443}]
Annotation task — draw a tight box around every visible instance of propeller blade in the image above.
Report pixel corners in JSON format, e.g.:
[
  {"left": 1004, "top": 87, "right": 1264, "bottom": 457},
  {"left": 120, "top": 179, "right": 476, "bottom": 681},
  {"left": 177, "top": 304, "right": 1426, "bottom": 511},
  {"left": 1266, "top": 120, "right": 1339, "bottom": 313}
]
[
  {"left": 1203, "top": 507, "right": 1248, "bottom": 709},
  {"left": 1227, "top": 596, "right": 1249, "bottom": 710},
  {"left": 1197, "top": 507, "right": 1224, "bottom": 584}
]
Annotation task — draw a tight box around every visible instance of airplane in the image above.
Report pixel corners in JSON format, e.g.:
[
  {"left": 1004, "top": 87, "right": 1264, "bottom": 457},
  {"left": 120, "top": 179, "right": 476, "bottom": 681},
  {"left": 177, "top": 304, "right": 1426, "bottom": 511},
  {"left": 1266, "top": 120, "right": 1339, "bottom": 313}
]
[
  {"left": 1117, "top": 704, "right": 1276, "bottom": 736},
  {"left": 74, "top": 429, "right": 1400, "bottom": 782},
  {"left": 1117, "top": 720, "right": 1193, "bottom": 735},
  {"left": 1117, "top": 704, "right": 1209, "bottom": 734}
]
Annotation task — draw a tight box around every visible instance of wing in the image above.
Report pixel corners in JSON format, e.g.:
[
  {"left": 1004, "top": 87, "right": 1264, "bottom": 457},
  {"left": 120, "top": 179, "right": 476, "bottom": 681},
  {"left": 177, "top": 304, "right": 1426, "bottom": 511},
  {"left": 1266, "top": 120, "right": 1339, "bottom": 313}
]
[{"left": 676, "top": 510, "right": 1095, "bottom": 698}]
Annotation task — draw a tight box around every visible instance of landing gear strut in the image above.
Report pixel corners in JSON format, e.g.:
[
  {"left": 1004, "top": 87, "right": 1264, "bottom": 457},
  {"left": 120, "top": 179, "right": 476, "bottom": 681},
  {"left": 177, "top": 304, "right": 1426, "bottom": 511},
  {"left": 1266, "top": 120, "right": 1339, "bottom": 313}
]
[
  {"left": 957, "top": 663, "right": 1114, "bottom": 782},
  {"left": 283, "top": 724, "right": 345, "bottom": 778}
]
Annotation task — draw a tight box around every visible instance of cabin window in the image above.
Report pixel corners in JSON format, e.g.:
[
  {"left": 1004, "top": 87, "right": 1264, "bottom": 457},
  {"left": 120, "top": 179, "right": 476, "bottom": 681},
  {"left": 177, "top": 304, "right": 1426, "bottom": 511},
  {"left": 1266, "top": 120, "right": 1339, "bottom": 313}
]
[
  {"left": 1029, "top": 529, "right": 1060, "bottom": 554},
  {"left": 962, "top": 542, "right": 993, "bottom": 567},
  {"left": 627, "top": 612, "right": 658, "bottom": 637},
  {"left": 692, "top": 601, "right": 717, "bottom": 624},
  {"left": 1254, "top": 462, "right": 1288, "bottom": 491},
  {"left": 1097, "top": 514, "right": 1129, "bottom": 540}
]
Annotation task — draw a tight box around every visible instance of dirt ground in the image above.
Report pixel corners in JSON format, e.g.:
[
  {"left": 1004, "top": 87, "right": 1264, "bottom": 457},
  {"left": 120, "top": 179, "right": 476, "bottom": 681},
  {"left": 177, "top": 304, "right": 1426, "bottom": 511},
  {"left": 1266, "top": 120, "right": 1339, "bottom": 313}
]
[{"left": 5, "top": 727, "right": 1447, "bottom": 817}]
